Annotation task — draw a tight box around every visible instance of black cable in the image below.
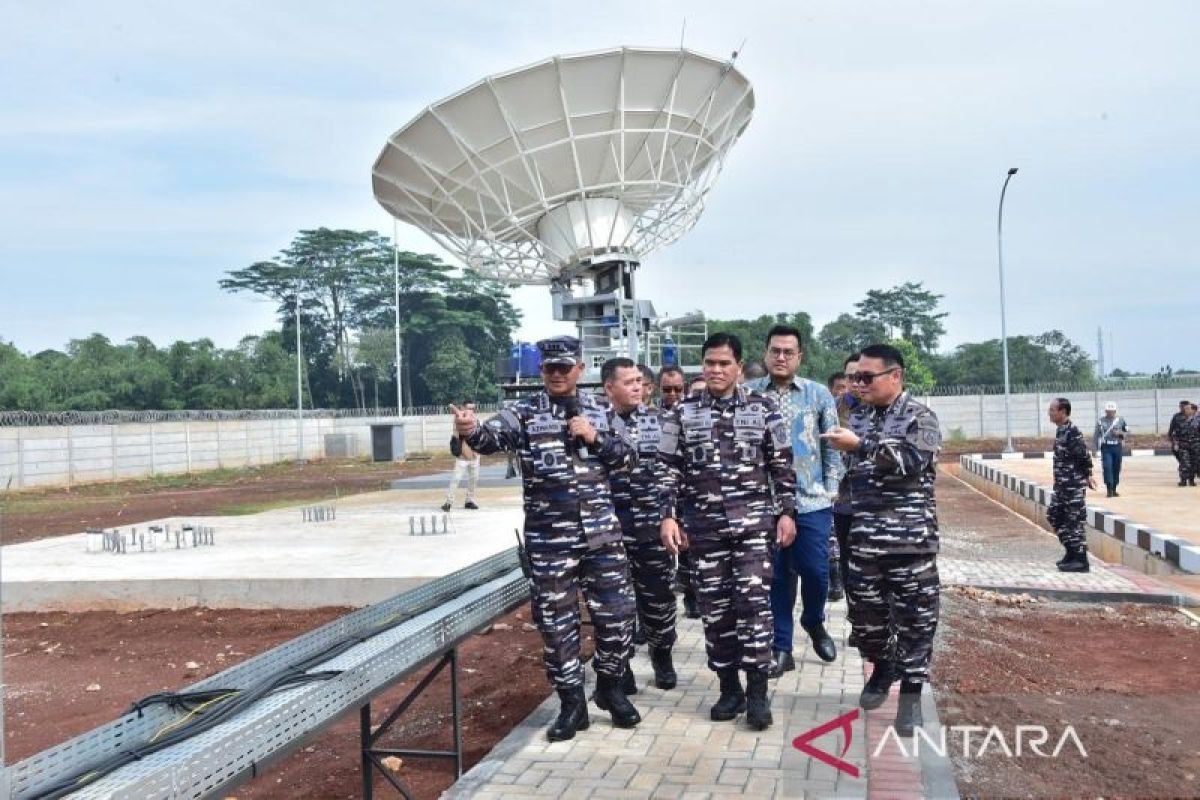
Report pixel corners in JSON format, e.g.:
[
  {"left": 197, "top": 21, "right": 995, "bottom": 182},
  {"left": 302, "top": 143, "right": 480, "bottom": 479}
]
[{"left": 29, "top": 603, "right": 434, "bottom": 798}]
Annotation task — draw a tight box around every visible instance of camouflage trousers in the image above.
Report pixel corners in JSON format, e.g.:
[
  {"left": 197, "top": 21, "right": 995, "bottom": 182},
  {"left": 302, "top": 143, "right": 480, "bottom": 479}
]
[
  {"left": 1048, "top": 481, "right": 1088, "bottom": 549},
  {"left": 1177, "top": 444, "right": 1200, "bottom": 481},
  {"left": 690, "top": 529, "right": 775, "bottom": 674},
  {"left": 527, "top": 536, "right": 635, "bottom": 689},
  {"left": 846, "top": 552, "right": 939, "bottom": 683},
  {"left": 624, "top": 537, "right": 678, "bottom": 650}
]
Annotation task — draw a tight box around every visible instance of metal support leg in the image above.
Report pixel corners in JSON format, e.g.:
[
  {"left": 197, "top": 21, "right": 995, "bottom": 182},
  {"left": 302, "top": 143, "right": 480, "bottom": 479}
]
[{"left": 360, "top": 648, "right": 464, "bottom": 798}]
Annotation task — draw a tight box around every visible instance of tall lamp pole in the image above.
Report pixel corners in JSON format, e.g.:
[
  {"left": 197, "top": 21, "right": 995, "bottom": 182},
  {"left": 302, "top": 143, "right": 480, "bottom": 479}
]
[
  {"left": 997, "top": 167, "right": 1019, "bottom": 453},
  {"left": 295, "top": 275, "right": 304, "bottom": 462},
  {"left": 392, "top": 219, "right": 403, "bottom": 416}
]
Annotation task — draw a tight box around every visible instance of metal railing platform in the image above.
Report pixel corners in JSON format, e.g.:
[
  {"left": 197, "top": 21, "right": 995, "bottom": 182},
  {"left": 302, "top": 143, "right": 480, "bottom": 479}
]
[{"left": 6, "top": 549, "right": 527, "bottom": 799}]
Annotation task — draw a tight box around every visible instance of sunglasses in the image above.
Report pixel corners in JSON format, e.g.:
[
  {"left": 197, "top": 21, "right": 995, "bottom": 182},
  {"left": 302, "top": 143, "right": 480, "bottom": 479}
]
[
  {"left": 660, "top": 386, "right": 684, "bottom": 394},
  {"left": 541, "top": 363, "right": 575, "bottom": 375},
  {"left": 849, "top": 368, "right": 899, "bottom": 385}
]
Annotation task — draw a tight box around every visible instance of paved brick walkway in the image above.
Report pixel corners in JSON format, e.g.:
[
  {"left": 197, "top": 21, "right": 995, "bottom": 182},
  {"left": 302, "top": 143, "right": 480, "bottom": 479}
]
[{"left": 443, "top": 471, "right": 1185, "bottom": 799}]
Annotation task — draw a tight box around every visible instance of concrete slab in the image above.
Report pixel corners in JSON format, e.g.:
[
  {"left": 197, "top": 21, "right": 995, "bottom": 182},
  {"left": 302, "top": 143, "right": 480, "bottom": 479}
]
[
  {"left": 1, "top": 485, "right": 523, "bottom": 611},
  {"left": 995, "top": 456, "right": 1200, "bottom": 546}
]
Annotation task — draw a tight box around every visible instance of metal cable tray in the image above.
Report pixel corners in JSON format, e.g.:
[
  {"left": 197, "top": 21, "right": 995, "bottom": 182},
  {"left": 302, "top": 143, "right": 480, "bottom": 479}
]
[{"left": 6, "top": 549, "right": 526, "bottom": 799}]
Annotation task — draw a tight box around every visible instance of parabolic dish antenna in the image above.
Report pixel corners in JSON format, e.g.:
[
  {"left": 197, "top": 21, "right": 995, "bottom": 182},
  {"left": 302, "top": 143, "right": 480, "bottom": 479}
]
[{"left": 373, "top": 45, "right": 753, "bottom": 368}]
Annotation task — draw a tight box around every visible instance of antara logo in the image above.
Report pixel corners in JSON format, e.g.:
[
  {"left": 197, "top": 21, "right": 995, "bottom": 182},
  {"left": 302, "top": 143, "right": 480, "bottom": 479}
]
[{"left": 792, "top": 709, "right": 1089, "bottom": 778}]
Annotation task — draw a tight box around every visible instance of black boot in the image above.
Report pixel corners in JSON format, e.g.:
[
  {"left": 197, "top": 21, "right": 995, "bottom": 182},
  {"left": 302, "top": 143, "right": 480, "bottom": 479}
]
[
  {"left": 710, "top": 668, "right": 746, "bottom": 721},
  {"left": 894, "top": 684, "right": 924, "bottom": 737},
  {"left": 1190, "top": 477, "right": 1197, "bottom": 486},
  {"left": 1055, "top": 544, "right": 1072, "bottom": 567},
  {"left": 827, "top": 561, "right": 845, "bottom": 602},
  {"left": 859, "top": 661, "right": 896, "bottom": 710},
  {"left": 682, "top": 591, "right": 701, "bottom": 619},
  {"left": 633, "top": 616, "right": 647, "bottom": 647},
  {"left": 621, "top": 665, "right": 638, "bottom": 696},
  {"left": 1106, "top": 487, "right": 1115, "bottom": 498},
  {"left": 546, "top": 686, "right": 589, "bottom": 741},
  {"left": 745, "top": 670, "right": 773, "bottom": 730},
  {"left": 650, "top": 646, "right": 677, "bottom": 690},
  {"left": 1058, "top": 546, "right": 1090, "bottom": 573},
  {"left": 593, "top": 673, "right": 641, "bottom": 728}
]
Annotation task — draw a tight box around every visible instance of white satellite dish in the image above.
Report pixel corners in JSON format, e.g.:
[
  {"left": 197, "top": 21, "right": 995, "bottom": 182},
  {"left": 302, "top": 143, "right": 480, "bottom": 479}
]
[{"left": 373, "top": 46, "right": 753, "bottom": 366}]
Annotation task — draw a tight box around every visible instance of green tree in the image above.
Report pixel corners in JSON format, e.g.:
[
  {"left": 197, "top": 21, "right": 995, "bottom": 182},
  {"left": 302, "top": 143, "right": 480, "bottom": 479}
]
[
  {"left": 817, "top": 314, "right": 888, "bottom": 358},
  {"left": 421, "top": 330, "right": 477, "bottom": 406},
  {"left": 889, "top": 338, "right": 935, "bottom": 394},
  {"left": 853, "top": 282, "right": 947, "bottom": 353}
]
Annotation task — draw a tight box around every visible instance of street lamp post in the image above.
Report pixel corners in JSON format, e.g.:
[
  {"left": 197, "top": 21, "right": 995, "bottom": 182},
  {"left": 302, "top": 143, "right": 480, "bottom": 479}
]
[
  {"left": 392, "top": 218, "right": 403, "bottom": 416},
  {"left": 997, "top": 167, "right": 1019, "bottom": 453}
]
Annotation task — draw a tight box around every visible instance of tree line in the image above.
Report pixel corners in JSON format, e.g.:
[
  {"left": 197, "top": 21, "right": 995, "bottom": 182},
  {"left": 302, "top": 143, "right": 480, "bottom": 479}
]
[
  {"left": 2, "top": 232, "right": 1124, "bottom": 412},
  {"left": 709, "top": 281, "right": 1098, "bottom": 393}
]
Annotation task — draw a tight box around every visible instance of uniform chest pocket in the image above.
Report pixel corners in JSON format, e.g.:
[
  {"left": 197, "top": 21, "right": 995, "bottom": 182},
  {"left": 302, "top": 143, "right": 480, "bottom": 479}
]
[
  {"left": 687, "top": 441, "right": 714, "bottom": 467},
  {"left": 637, "top": 420, "right": 662, "bottom": 455},
  {"left": 529, "top": 436, "right": 570, "bottom": 476}
]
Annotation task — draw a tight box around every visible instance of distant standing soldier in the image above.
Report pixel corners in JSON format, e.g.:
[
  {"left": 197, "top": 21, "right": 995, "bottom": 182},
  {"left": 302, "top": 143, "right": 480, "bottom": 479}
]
[
  {"left": 443, "top": 402, "right": 481, "bottom": 512},
  {"left": 659, "top": 332, "right": 797, "bottom": 731},
  {"left": 603, "top": 358, "right": 678, "bottom": 691},
  {"left": 1047, "top": 397, "right": 1096, "bottom": 572},
  {"left": 637, "top": 364, "right": 658, "bottom": 407},
  {"left": 453, "top": 336, "right": 641, "bottom": 741},
  {"left": 1169, "top": 400, "right": 1196, "bottom": 486},
  {"left": 822, "top": 344, "right": 941, "bottom": 737},
  {"left": 1178, "top": 403, "right": 1200, "bottom": 486},
  {"left": 1092, "top": 402, "right": 1129, "bottom": 498}
]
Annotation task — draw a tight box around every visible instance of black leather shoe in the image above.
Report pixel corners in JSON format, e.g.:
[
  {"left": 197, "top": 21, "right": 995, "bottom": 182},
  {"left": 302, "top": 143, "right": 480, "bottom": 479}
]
[
  {"left": 547, "top": 686, "right": 589, "bottom": 741},
  {"left": 745, "top": 670, "right": 773, "bottom": 730},
  {"left": 440, "top": 502, "right": 451, "bottom": 512},
  {"left": 804, "top": 623, "right": 837, "bottom": 663},
  {"left": 682, "top": 592, "right": 701, "bottom": 619},
  {"left": 464, "top": 500, "right": 479, "bottom": 509},
  {"left": 894, "top": 692, "right": 924, "bottom": 736},
  {"left": 1055, "top": 545, "right": 1072, "bottom": 567},
  {"left": 593, "top": 674, "right": 641, "bottom": 728},
  {"left": 768, "top": 648, "right": 795, "bottom": 679},
  {"left": 621, "top": 665, "right": 638, "bottom": 696},
  {"left": 710, "top": 668, "right": 746, "bottom": 721},
  {"left": 650, "top": 647, "right": 677, "bottom": 690},
  {"left": 859, "top": 661, "right": 896, "bottom": 710}
]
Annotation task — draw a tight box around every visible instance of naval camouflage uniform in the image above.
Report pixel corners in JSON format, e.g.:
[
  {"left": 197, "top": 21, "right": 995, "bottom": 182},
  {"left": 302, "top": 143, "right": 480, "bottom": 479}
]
[
  {"left": 845, "top": 392, "right": 941, "bottom": 684},
  {"left": 610, "top": 404, "right": 677, "bottom": 650},
  {"left": 1047, "top": 420, "right": 1092, "bottom": 550},
  {"left": 466, "top": 390, "right": 637, "bottom": 690},
  {"left": 658, "top": 386, "right": 797, "bottom": 674},
  {"left": 1170, "top": 412, "right": 1200, "bottom": 483}
]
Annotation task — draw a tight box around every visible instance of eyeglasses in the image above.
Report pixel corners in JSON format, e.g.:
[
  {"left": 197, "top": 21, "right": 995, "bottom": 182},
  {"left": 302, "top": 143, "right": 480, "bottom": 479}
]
[
  {"left": 767, "top": 347, "right": 799, "bottom": 360},
  {"left": 849, "top": 368, "right": 899, "bottom": 385},
  {"left": 541, "top": 363, "right": 574, "bottom": 375}
]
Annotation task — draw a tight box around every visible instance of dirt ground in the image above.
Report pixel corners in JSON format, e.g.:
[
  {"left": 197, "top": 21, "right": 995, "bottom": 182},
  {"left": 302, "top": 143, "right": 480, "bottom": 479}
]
[
  {"left": 3, "top": 605, "right": 558, "bottom": 798},
  {"left": 934, "top": 587, "right": 1200, "bottom": 798},
  {"left": 0, "top": 457, "right": 468, "bottom": 545}
]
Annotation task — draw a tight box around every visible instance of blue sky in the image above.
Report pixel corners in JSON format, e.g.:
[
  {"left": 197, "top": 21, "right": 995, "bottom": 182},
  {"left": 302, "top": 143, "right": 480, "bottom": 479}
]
[{"left": 2, "top": 1, "right": 1196, "bottom": 373}]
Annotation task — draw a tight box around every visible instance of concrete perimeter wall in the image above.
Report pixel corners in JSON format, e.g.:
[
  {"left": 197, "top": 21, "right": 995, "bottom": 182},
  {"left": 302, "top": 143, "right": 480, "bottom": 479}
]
[
  {"left": 0, "top": 416, "right": 411, "bottom": 490},
  {"left": 924, "top": 385, "right": 1200, "bottom": 439},
  {"left": 4, "top": 384, "right": 1196, "bottom": 491}
]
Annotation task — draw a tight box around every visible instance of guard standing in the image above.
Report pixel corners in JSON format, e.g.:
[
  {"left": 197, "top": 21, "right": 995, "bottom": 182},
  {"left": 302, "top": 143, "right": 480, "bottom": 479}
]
[
  {"left": 822, "top": 344, "right": 941, "bottom": 738},
  {"left": 1178, "top": 403, "right": 1200, "bottom": 486},
  {"left": 659, "top": 333, "right": 797, "bottom": 731},
  {"left": 1170, "top": 400, "right": 1197, "bottom": 486},
  {"left": 454, "top": 336, "right": 640, "bottom": 741},
  {"left": 603, "top": 358, "right": 678, "bottom": 691},
  {"left": 1047, "top": 397, "right": 1096, "bottom": 572},
  {"left": 1092, "top": 402, "right": 1128, "bottom": 498},
  {"left": 659, "top": 366, "right": 701, "bottom": 620}
]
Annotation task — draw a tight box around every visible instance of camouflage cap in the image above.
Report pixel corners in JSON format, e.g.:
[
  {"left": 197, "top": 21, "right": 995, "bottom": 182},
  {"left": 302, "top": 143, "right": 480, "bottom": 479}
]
[{"left": 537, "top": 335, "right": 582, "bottom": 366}]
